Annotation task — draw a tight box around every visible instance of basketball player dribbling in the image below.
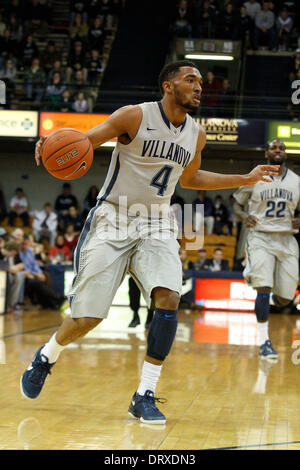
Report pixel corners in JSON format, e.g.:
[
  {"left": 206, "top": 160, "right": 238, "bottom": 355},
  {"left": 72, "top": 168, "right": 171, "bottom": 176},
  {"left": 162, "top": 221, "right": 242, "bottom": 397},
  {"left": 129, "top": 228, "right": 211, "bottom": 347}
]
[
  {"left": 21, "top": 60, "right": 280, "bottom": 424},
  {"left": 233, "top": 140, "right": 300, "bottom": 360}
]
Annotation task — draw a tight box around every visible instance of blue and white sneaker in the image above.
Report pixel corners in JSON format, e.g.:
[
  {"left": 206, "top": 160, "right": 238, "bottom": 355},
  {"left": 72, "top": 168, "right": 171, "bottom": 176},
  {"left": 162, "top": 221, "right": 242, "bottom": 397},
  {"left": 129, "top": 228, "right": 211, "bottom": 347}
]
[
  {"left": 20, "top": 346, "right": 55, "bottom": 399},
  {"left": 259, "top": 340, "right": 278, "bottom": 360},
  {"left": 128, "top": 390, "right": 167, "bottom": 424}
]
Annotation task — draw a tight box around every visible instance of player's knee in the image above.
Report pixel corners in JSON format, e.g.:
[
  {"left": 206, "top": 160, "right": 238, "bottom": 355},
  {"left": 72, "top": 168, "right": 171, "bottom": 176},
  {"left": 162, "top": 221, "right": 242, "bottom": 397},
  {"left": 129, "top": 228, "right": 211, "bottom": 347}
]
[
  {"left": 152, "top": 287, "right": 180, "bottom": 310},
  {"left": 256, "top": 287, "right": 271, "bottom": 294},
  {"left": 78, "top": 317, "right": 102, "bottom": 332}
]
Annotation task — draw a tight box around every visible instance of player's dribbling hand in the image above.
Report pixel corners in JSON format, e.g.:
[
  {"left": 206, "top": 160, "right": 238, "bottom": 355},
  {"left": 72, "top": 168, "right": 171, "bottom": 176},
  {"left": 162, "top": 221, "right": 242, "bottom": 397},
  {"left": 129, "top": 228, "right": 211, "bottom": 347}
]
[
  {"left": 35, "top": 135, "right": 47, "bottom": 166},
  {"left": 245, "top": 215, "right": 258, "bottom": 228},
  {"left": 246, "top": 165, "right": 280, "bottom": 185}
]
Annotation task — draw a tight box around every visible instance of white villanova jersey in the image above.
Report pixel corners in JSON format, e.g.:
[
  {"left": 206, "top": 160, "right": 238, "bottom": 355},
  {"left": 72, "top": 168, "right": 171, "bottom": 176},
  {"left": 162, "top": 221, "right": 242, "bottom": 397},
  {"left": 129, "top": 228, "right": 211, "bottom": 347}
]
[
  {"left": 234, "top": 168, "right": 300, "bottom": 233},
  {"left": 97, "top": 101, "right": 199, "bottom": 216}
]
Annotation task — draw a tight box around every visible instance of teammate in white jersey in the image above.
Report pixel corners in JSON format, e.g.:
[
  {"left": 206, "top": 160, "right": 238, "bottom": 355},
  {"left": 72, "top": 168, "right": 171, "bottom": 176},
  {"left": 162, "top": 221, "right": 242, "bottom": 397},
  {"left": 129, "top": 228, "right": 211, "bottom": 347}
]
[
  {"left": 21, "top": 60, "right": 279, "bottom": 424},
  {"left": 233, "top": 139, "right": 300, "bottom": 360}
]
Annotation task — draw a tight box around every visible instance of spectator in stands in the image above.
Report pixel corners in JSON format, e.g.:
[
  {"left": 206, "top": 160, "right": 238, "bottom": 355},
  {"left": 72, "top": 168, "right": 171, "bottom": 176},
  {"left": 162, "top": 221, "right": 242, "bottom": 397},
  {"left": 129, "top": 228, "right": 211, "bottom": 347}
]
[
  {"left": 212, "top": 194, "right": 229, "bottom": 235},
  {"left": 48, "top": 234, "right": 72, "bottom": 264},
  {"left": 218, "top": 79, "right": 235, "bottom": 117},
  {"left": 0, "top": 28, "right": 18, "bottom": 69},
  {"left": 276, "top": 8, "right": 293, "bottom": 51},
  {"left": 69, "top": 70, "right": 94, "bottom": 109},
  {"left": 7, "top": 14, "right": 23, "bottom": 42},
  {"left": 72, "top": 91, "right": 89, "bottom": 112},
  {"left": 20, "top": 34, "right": 39, "bottom": 70},
  {"left": 217, "top": 2, "right": 235, "bottom": 39},
  {"left": 60, "top": 89, "right": 73, "bottom": 112},
  {"left": 201, "top": 71, "right": 221, "bottom": 116},
  {"left": 195, "top": 0, "right": 217, "bottom": 38},
  {"left": 207, "top": 248, "right": 230, "bottom": 272},
  {"left": 172, "top": 0, "right": 193, "bottom": 38},
  {"left": 64, "top": 205, "right": 84, "bottom": 234},
  {"left": 8, "top": 188, "right": 30, "bottom": 227},
  {"left": 70, "top": 1, "right": 88, "bottom": 23},
  {"left": 179, "top": 248, "right": 195, "bottom": 308},
  {"left": 82, "top": 185, "right": 99, "bottom": 218},
  {"left": 55, "top": 183, "right": 78, "bottom": 219},
  {"left": 4, "top": 0, "right": 24, "bottom": 23},
  {"left": 47, "top": 59, "right": 66, "bottom": 84},
  {"left": 69, "top": 13, "right": 89, "bottom": 43},
  {"left": 253, "top": 0, "right": 277, "bottom": 51},
  {"left": 66, "top": 41, "right": 87, "bottom": 82},
  {"left": 227, "top": 194, "right": 239, "bottom": 236},
  {"left": 45, "top": 72, "right": 66, "bottom": 111},
  {"left": 289, "top": 48, "right": 300, "bottom": 82},
  {"left": 23, "top": 0, "right": 50, "bottom": 35},
  {"left": 64, "top": 223, "right": 78, "bottom": 254},
  {"left": 32, "top": 202, "right": 57, "bottom": 247},
  {"left": 27, "top": 233, "right": 47, "bottom": 267},
  {"left": 243, "top": 0, "right": 261, "bottom": 20},
  {"left": 233, "top": 5, "right": 252, "bottom": 45},
  {"left": 40, "top": 40, "right": 62, "bottom": 77},
  {"left": 1, "top": 240, "right": 24, "bottom": 312},
  {"left": 88, "top": 17, "right": 105, "bottom": 52},
  {"left": 24, "top": 57, "right": 46, "bottom": 104},
  {"left": 192, "top": 190, "right": 214, "bottom": 235},
  {"left": 19, "top": 235, "right": 65, "bottom": 309},
  {"left": 193, "top": 248, "right": 210, "bottom": 271},
  {"left": 0, "top": 58, "right": 17, "bottom": 108},
  {"left": 87, "top": 49, "right": 104, "bottom": 84},
  {"left": 0, "top": 190, "right": 7, "bottom": 223},
  {"left": 99, "top": 0, "right": 114, "bottom": 28},
  {"left": 10, "top": 227, "right": 24, "bottom": 246}
]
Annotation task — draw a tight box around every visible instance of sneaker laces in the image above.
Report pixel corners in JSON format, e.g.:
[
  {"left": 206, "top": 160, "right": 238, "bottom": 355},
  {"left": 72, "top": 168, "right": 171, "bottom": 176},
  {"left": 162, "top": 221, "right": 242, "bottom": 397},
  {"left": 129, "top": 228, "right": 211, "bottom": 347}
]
[
  {"left": 144, "top": 390, "right": 167, "bottom": 405},
  {"left": 30, "top": 354, "right": 52, "bottom": 385}
]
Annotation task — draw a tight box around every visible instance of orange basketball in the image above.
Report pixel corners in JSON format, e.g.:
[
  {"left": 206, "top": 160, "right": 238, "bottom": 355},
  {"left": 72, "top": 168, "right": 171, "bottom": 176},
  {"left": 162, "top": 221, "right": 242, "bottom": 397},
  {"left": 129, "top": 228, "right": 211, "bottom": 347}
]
[{"left": 41, "top": 128, "right": 93, "bottom": 180}]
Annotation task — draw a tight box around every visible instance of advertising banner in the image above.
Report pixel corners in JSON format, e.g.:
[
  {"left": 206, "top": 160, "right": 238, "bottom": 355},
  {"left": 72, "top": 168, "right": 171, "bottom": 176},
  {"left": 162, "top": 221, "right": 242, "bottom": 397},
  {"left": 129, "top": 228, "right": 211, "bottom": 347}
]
[{"left": 0, "top": 110, "right": 38, "bottom": 137}]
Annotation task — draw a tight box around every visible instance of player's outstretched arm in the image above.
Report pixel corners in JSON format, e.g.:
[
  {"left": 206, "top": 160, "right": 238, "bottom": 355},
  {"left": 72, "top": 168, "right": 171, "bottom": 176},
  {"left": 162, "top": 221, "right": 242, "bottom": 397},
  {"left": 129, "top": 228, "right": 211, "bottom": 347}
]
[
  {"left": 34, "top": 106, "right": 142, "bottom": 166},
  {"left": 180, "top": 129, "right": 280, "bottom": 190}
]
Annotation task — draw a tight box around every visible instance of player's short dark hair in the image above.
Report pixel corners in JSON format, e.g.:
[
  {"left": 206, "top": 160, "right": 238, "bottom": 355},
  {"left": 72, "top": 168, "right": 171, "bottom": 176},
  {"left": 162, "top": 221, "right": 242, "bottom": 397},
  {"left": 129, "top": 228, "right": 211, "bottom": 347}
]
[
  {"left": 158, "top": 60, "right": 199, "bottom": 96},
  {"left": 266, "top": 139, "right": 286, "bottom": 150}
]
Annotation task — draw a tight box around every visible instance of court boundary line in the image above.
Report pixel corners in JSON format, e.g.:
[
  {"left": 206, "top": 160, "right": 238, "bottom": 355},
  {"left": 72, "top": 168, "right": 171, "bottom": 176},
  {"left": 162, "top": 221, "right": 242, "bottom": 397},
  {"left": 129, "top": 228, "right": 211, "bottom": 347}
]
[
  {"left": 2, "top": 324, "right": 61, "bottom": 340},
  {"left": 206, "top": 440, "right": 300, "bottom": 450}
]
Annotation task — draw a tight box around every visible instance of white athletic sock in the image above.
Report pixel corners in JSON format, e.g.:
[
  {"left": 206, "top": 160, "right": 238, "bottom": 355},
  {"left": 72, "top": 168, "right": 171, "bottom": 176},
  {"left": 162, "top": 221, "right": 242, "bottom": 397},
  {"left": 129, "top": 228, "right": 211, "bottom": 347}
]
[
  {"left": 257, "top": 321, "right": 269, "bottom": 346},
  {"left": 137, "top": 361, "right": 162, "bottom": 396},
  {"left": 41, "top": 333, "right": 66, "bottom": 363}
]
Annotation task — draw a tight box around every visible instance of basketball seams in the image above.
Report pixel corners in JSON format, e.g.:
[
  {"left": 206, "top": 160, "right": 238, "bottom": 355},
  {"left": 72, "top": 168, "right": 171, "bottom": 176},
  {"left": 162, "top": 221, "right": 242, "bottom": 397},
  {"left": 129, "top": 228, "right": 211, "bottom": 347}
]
[
  {"left": 50, "top": 142, "right": 92, "bottom": 173},
  {"left": 43, "top": 137, "right": 88, "bottom": 164}
]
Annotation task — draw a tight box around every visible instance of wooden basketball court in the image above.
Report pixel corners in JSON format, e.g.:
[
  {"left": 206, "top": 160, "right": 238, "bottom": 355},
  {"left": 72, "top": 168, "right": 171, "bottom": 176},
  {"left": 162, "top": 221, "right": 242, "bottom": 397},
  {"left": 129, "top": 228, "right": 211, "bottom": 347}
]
[{"left": 1, "top": 306, "right": 300, "bottom": 450}]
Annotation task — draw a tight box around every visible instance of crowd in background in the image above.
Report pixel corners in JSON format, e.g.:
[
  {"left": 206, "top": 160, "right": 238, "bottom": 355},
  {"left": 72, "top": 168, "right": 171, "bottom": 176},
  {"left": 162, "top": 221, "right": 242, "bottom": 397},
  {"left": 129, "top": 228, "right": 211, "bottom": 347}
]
[{"left": 0, "top": 0, "right": 123, "bottom": 109}]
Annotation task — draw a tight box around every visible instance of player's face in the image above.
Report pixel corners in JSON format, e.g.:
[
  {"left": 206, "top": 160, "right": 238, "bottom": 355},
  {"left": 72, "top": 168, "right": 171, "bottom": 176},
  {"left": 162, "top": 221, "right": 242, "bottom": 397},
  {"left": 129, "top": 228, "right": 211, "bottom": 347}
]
[
  {"left": 171, "top": 67, "right": 202, "bottom": 111},
  {"left": 266, "top": 140, "right": 287, "bottom": 165}
]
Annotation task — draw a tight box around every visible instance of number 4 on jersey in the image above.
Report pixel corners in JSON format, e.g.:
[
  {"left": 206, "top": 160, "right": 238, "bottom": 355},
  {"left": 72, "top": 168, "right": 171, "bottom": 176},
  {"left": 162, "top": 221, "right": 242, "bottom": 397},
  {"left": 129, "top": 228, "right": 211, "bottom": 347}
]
[{"left": 150, "top": 165, "right": 173, "bottom": 196}]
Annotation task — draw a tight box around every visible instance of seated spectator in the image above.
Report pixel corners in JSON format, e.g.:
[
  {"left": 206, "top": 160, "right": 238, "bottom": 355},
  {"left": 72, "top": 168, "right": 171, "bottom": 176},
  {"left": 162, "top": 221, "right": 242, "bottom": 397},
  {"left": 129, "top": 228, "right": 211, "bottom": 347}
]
[
  {"left": 10, "top": 227, "right": 24, "bottom": 246},
  {"left": 206, "top": 248, "right": 230, "bottom": 272},
  {"left": 243, "top": 0, "right": 261, "bottom": 21},
  {"left": 99, "top": 0, "right": 114, "bottom": 28},
  {"left": 87, "top": 49, "right": 104, "bottom": 84},
  {"left": 276, "top": 8, "right": 293, "bottom": 51},
  {"left": 253, "top": 0, "right": 277, "bottom": 51},
  {"left": 19, "top": 235, "right": 65, "bottom": 309},
  {"left": 66, "top": 41, "right": 87, "bottom": 82},
  {"left": 72, "top": 91, "right": 89, "bottom": 112},
  {"left": 0, "top": 58, "right": 17, "bottom": 108},
  {"left": 192, "top": 190, "right": 214, "bottom": 235},
  {"left": 1, "top": 240, "right": 25, "bottom": 312},
  {"left": 48, "top": 234, "right": 72, "bottom": 264},
  {"left": 227, "top": 194, "right": 239, "bottom": 235},
  {"left": 201, "top": 71, "right": 221, "bottom": 116},
  {"left": 69, "top": 13, "right": 89, "bottom": 42},
  {"left": 24, "top": 57, "right": 46, "bottom": 105},
  {"left": 179, "top": 247, "right": 195, "bottom": 308},
  {"left": 27, "top": 233, "right": 47, "bottom": 267},
  {"left": 194, "top": 0, "right": 217, "bottom": 38},
  {"left": 82, "top": 185, "right": 99, "bottom": 218},
  {"left": 64, "top": 205, "right": 84, "bottom": 234},
  {"left": 19, "top": 34, "right": 39, "bottom": 70},
  {"left": 32, "top": 202, "right": 57, "bottom": 247},
  {"left": 68, "top": 69, "right": 89, "bottom": 103},
  {"left": 212, "top": 195, "right": 229, "bottom": 235},
  {"left": 70, "top": 1, "right": 88, "bottom": 23},
  {"left": 0, "top": 190, "right": 7, "bottom": 222},
  {"left": 0, "top": 28, "right": 18, "bottom": 69},
  {"left": 88, "top": 17, "right": 105, "bottom": 51},
  {"left": 193, "top": 248, "right": 210, "bottom": 271},
  {"left": 180, "top": 247, "right": 194, "bottom": 270},
  {"left": 172, "top": 0, "right": 192, "bottom": 38},
  {"left": 218, "top": 79, "right": 235, "bottom": 117},
  {"left": 60, "top": 89, "right": 73, "bottom": 112},
  {"left": 217, "top": 3, "right": 235, "bottom": 39},
  {"left": 48, "top": 60, "right": 66, "bottom": 85},
  {"left": 55, "top": 183, "right": 78, "bottom": 219},
  {"left": 8, "top": 188, "right": 30, "bottom": 227},
  {"left": 23, "top": 0, "right": 50, "bottom": 35},
  {"left": 7, "top": 14, "right": 23, "bottom": 42},
  {"left": 40, "top": 40, "right": 62, "bottom": 76},
  {"left": 45, "top": 72, "right": 66, "bottom": 111},
  {"left": 233, "top": 6, "right": 252, "bottom": 45},
  {"left": 64, "top": 223, "right": 78, "bottom": 254}
]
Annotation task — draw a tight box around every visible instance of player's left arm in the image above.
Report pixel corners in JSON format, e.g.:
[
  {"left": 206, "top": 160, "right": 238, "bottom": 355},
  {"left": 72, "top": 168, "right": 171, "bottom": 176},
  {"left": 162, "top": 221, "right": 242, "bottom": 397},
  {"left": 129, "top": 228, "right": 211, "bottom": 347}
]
[
  {"left": 292, "top": 181, "right": 300, "bottom": 229},
  {"left": 180, "top": 127, "right": 280, "bottom": 190}
]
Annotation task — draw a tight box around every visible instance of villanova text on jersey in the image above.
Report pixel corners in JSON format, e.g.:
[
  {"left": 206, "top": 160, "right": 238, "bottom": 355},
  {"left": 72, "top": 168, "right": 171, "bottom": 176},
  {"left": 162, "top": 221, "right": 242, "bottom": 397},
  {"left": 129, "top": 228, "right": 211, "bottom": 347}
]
[
  {"left": 260, "top": 188, "right": 293, "bottom": 202},
  {"left": 141, "top": 140, "right": 191, "bottom": 168}
]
